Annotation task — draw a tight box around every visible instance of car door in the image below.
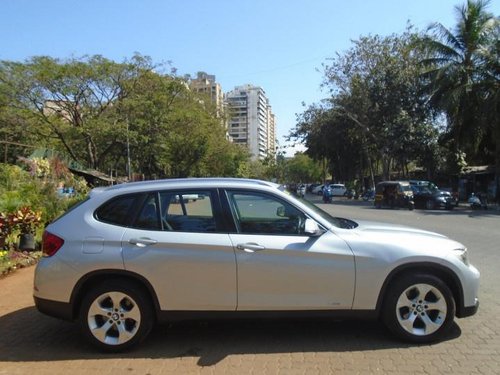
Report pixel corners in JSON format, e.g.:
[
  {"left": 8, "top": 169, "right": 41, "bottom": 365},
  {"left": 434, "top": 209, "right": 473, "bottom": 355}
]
[
  {"left": 121, "top": 189, "right": 237, "bottom": 311},
  {"left": 225, "top": 190, "right": 355, "bottom": 311}
]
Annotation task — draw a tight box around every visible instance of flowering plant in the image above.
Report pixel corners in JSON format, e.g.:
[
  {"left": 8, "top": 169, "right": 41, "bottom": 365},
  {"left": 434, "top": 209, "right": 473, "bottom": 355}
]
[
  {"left": 12, "top": 207, "right": 42, "bottom": 235},
  {"left": 18, "top": 157, "right": 51, "bottom": 178},
  {"left": 0, "top": 212, "right": 13, "bottom": 237}
]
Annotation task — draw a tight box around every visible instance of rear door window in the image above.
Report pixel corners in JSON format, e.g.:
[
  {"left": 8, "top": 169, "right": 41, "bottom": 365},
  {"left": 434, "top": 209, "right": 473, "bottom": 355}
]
[
  {"left": 160, "top": 191, "right": 217, "bottom": 232},
  {"left": 133, "top": 193, "right": 161, "bottom": 230}
]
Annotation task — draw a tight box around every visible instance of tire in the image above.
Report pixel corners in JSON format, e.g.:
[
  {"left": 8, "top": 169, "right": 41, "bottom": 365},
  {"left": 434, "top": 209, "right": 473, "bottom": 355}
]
[
  {"left": 425, "top": 200, "right": 434, "bottom": 210},
  {"left": 79, "top": 279, "right": 154, "bottom": 352},
  {"left": 382, "top": 274, "right": 455, "bottom": 343}
]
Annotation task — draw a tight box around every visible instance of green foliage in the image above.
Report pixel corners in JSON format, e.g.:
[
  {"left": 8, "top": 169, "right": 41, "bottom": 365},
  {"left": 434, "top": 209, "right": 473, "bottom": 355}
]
[
  {"left": 291, "top": 2, "right": 498, "bottom": 189},
  {"left": 286, "top": 153, "right": 323, "bottom": 183},
  {"left": 0, "top": 163, "right": 87, "bottom": 223},
  {"left": 419, "top": 0, "right": 499, "bottom": 176},
  {"left": 292, "top": 27, "right": 437, "bottom": 182},
  {"left": 0, "top": 54, "right": 250, "bottom": 180}
]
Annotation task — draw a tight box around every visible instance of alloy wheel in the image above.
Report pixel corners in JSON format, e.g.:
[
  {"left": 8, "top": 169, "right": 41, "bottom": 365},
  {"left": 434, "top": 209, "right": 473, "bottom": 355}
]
[
  {"left": 395, "top": 283, "right": 447, "bottom": 336},
  {"left": 87, "top": 291, "right": 141, "bottom": 346}
]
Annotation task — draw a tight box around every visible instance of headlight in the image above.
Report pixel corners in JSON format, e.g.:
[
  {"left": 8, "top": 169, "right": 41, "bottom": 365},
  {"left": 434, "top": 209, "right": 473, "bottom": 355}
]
[{"left": 454, "top": 248, "right": 469, "bottom": 266}]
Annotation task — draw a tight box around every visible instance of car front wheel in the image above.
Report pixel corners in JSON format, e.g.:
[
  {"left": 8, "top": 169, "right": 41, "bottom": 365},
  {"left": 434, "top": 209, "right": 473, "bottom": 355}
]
[
  {"left": 383, "top": 274, "right": 455, "bottom": 343},
  {"left": 79, "top": 279, "right": 154, "bottom": 352}
]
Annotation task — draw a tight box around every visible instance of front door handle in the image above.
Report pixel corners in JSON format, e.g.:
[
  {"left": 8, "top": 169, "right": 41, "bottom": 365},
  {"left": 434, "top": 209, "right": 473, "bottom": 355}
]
[
  {"left": 129, "top": 237, "right": 158, "bottom": 247},
  {"left": 237, "top": 242, "right": 266, "bottom": 253}
]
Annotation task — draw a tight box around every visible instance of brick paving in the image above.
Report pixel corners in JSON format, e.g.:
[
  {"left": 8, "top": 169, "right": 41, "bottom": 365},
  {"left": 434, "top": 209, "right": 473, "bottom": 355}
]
[{"left": 0, "top": 200, "right": 499, "bottom": 374}]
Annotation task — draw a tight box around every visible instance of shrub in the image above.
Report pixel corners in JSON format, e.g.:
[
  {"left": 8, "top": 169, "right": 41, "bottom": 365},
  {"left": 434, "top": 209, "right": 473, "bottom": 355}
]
[
  {"left": 0, "top": 163, "right": 89, "bottom": 224},
  {"left": 11, "top": 207, "right": 42, "bottom": 235}
]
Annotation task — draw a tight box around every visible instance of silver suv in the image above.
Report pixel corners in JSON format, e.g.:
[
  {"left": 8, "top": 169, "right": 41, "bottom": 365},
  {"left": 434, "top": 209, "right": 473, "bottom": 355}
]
[{"left": 34, "top": 178, "right": 479, "bottom": 351}]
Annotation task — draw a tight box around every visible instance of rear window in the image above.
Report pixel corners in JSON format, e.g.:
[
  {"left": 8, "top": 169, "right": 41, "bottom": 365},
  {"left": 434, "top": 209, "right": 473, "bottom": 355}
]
[{"left": 95, "top": 194, "right": 140, "bottom": 226}]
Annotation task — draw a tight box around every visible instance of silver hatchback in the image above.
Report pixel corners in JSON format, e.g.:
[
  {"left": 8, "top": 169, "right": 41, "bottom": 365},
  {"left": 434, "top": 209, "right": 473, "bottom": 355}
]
[{"left": 34, "top": 178, "right": 479, "bottom": 351}]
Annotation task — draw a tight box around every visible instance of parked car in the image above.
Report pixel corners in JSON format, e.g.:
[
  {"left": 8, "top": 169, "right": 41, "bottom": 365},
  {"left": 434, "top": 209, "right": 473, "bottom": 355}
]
[
  {"left": 173, "top": 193, "right": 200, "bottom": 203},
  {"left": 312, "top": 184, "right": 324, "bottom": 195},
  {"left": 440, "top": 187, "right": 460, "bottom": 206},
  {"left": 329, "top": 183, "right": 347, "bottom": 196},
  {"left": 35, "top": 178, "right": 479, "bottom": 351},
  {"left": 410, "top": 181, "right": 454, "bottom": 210},
  {"left": 307, "top": 183, "right": 321, "bottom": 193},
  {"left": 296, "top": 184, "right": 306, "bottom": 198},
  {"left": 374, "top": 181, "right": 415, "bottom": 210}
]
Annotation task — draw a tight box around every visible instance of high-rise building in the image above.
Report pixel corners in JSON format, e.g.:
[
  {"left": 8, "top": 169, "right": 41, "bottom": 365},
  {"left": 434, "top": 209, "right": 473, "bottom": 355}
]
[
  {"left": 226, "top": 84, "right": 276, "bottom": 160},
  {"left": 268, "top": 111, "right": 276, "bottom": 156},
  {"left": 189, "top": 72, "right": 224, "bottom": 118}
]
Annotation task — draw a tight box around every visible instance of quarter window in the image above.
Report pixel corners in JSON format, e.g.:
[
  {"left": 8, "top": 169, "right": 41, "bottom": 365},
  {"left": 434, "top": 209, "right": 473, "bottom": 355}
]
[{"left": 95, "top": 194, "right": 139, "bottom": 226}]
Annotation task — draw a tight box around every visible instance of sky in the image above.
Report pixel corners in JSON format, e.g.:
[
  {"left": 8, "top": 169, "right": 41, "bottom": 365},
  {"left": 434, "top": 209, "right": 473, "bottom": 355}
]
[{"left": 1, "top": 0, "right": 499, "bottom": 155}]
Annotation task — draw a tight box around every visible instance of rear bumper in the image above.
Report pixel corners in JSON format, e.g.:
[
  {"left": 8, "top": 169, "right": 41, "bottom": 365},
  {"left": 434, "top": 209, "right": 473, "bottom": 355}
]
[{"left": 34, "top": 296, "right": 74, "bottom": 322}]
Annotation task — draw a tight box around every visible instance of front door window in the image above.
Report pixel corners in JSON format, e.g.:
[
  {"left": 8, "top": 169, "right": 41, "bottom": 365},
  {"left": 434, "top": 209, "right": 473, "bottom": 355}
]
[{"left": 228, "top": 192, "right": 306, "bottom": 235}]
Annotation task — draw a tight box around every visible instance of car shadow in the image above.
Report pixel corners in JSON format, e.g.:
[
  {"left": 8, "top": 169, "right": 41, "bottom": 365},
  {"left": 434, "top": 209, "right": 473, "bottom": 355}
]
[
  {"left": 419, "top": 206, "right": 500, "bottom": 217},
  {"left": 0, "top": 307, "right": 461, "bottom": 366}
]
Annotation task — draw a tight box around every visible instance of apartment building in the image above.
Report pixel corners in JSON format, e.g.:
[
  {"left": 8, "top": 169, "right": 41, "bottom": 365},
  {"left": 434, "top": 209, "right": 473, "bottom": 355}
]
[
  {"left": 189, "top": 72, "right": 224, "bottom": 118},
  {"left": 225, "top": 84, "right": 276, "bottom": 160}
]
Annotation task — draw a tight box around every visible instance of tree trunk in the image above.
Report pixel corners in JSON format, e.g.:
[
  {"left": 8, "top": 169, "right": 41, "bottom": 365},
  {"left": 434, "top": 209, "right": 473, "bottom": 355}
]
[
  {"left": 368, "top": 154, "right": 376, "bottom": 189},
  {"left": 495, "top": 123, "right": 500, "bottom": 203},
  {"left": 382, "top": 153, "right": 391, "bottom": 181}
]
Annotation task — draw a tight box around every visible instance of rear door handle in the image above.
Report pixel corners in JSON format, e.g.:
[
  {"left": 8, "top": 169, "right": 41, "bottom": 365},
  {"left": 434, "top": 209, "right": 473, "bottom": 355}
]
[
  {"left": 128, "top": 237, "right": 158, "bottom": 247},
  {"left": 237, "top": 243, "right": 266, "bottom": 253}
]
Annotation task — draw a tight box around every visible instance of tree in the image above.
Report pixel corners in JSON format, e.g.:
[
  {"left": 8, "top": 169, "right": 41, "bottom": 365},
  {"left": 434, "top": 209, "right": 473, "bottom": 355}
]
[
  {"left": 0, "top": 82, "right": 37, "bottom": 163},
  {"left": 291, "top": 103, "right": 333, "bottom": 183},
  {"left": 285, "top": 153, "right": 323, "bottom": 183},
  {"left": 119, "top": 70, "right": 247, "bottom": 178},
  {"left": 420, "top": 0, "right": 499, "bottom": 198},
  {"left": 0, "top": 54, "right": 249, "bottom": 179},
  {"left": 326, "top": 31, "right": 437, "bottom": 180},
  {"left": 0, "top": 55, "right": 151, "bottom": 170},
  {"left": 292, "top": 28, "right": 437, "bottom": 185}
]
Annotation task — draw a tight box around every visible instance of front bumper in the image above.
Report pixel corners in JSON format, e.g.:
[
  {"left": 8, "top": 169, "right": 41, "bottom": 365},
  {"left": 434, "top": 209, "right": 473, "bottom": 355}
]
[
  {"left": 435, "top": 199, "right": 453, "bottom": 209},
  {"left": 457, "top": 298, "right": 479, "bottom": 318}
]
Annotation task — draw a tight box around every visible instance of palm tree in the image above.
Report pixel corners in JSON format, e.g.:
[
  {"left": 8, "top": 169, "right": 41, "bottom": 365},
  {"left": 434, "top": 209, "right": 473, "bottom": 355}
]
[{"left": 420, "top": 0, "right": 499, "bottom": 199}]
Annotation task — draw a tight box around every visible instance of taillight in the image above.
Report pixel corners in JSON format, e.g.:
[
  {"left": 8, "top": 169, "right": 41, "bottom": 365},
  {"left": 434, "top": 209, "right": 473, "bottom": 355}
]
[{"left": 42, "top": 231, "right": 64, "bottom": 257}]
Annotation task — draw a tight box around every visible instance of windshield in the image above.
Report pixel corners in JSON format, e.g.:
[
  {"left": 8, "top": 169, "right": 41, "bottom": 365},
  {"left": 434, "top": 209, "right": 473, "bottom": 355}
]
[
  {"left": 427, "top": 182, "right": 439, "bottom": 191},
  {"left": 412, "top": 182, "right": 439, "bottom": 194},
  {"left": 413, "top": 181, "right": 439, "bottom": 192},
  {"left": 280, "top": 185, "right": 358, "bottom": 229}
]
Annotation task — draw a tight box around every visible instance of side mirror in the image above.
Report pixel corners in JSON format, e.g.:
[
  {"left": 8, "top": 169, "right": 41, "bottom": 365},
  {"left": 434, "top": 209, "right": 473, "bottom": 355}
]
[
  {"left": 276, "top": 206, "right": 285, "bottom": 217},
  {"left": 304, "top": 218, "right": 323, "bottom": 237}
]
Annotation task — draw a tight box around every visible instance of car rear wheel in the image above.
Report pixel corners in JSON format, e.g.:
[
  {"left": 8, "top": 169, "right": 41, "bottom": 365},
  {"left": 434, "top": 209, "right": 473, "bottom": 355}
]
[
  {"left": 383, "top": 274, "right": 455, "bottom": 343},
  {"left": 79, "top": 279, "right": 154, "bottom": 352}
]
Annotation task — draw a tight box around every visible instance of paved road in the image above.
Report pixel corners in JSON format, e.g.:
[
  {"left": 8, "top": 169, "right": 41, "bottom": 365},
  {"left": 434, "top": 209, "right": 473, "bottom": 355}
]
[{"left": 0, "top": 196, "right": 499, "bottom": 374}]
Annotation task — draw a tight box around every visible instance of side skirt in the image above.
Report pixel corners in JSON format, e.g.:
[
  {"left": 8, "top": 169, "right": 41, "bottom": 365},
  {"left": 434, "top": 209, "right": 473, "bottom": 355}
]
[{"left": 157, "top": 310, "right": 377, "bottom": 324}]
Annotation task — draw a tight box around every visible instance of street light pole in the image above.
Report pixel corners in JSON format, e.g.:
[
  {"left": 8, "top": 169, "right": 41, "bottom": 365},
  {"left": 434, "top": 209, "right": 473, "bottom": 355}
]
[{"left": 126, "top": 117, "right": 131, "bottom": 181}]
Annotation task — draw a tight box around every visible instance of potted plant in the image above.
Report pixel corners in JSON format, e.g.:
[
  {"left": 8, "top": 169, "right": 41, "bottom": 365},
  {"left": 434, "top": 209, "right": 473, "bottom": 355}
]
[{"left": 13, "top": 207, "right": 42, "bottom": 251}]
